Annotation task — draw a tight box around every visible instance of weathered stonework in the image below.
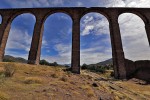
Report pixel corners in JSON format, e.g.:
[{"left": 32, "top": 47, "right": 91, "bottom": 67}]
[
  {"left": 0, "top": 7, "right": 150, "bottom": 79},
  {"left": 125, "top": 59, "right": 150, "bottom": 82}
]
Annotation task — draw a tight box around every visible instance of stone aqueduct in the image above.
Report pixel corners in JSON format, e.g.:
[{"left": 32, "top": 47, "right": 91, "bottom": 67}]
[{"left": 0, "top": 7, "right": 150, "bottom": 80}]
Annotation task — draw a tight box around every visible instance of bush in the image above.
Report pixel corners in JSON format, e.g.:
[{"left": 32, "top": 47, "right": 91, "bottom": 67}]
[
  {"left": 60, "top": 76, "right": 68, "bottom": 82},
  {"left": 81, "top": 63, "right": 110, "bottom": 73},
  {"left": 40, "top": 59, "right": 50, "bottom": 65},
  {"left": 81, "top": 63, "right": 88, "bottom": 69},
  {"left": 110, "top": 71, "right": 114, "bottom": 77},
  {"left": 96, "top": 66, "right": 106, "bottom": 73},
  {"left": 4, "top": 63, "right": 15, "bottom": 77},
  {"left": 51, "top": 73, "right": 59, "bottom": 78},
  {"left": 40, "top": 60, "right": 58, "bottom": 67}
]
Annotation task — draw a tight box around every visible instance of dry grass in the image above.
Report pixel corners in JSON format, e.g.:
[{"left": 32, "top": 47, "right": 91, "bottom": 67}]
[
  {"left": 81, "top": 85, "right": 95, "bottom": 97},
  {"left": 0, "top": 91, "right": 9, "bottom": 100},
  {"left": 0, "top": 63, "right": 15, "bottom": 77},
  {"left": 4, "top": 63, "right": 15, "bottom": 77},
  {"left": 60, "top": 75, "right": 68, "bottom": 82},
  {"left": 0, "top": 67, "right": 5, "bottom": 77},
  {"left": 51, "top": 73, "right": 59, "bottom": 78},
  {"left": 24, "top": 77, "right": 43, "bottom": 84},
  {"left": 0, "top": 62, "right": 149, "bottom": 100}
]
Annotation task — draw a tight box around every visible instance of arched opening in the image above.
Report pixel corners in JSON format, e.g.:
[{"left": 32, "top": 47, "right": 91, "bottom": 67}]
[
  {"left": 0, "top": 15, "right": 2, "bottom": 24},
  {"left": 40, "top": 13, "right": 72, "bottom": 66},
  {"left": 118, "top": 13, "right": 150, "bottom": 61},
  {"left": 80, "top": 12, "right": 113, "bottom": 75},
  {"left": 4, "top": 13, "right": 36, "bottom": 62}
]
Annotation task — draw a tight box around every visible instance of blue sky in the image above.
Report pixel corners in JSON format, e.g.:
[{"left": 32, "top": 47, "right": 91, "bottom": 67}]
[{"left": 0, "top": 0, "right": 150, "bottom": 65}]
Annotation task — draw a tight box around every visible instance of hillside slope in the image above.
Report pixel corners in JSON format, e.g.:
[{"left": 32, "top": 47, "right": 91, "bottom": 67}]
[{"left": 0, "top": 62, "right": 150, "bottom": 100}]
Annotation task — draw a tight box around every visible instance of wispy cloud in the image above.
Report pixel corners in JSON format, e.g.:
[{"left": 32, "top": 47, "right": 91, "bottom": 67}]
[
  {"left": 41, "top": 43, "right": 71, "bottom": 64},
  {"left": 5, "top": 28, "right": 48, "bottom": 58},
  {"left": 118, "top": 13, "right": 150, "bottom": 60},
  {"left": 41, "top": 42, "right": 112, "bottom": 65},
  {"left": 76, "top": 1, "right": 83, "bottom": 7},
  {"left": 4, "top": 0, "right": 67, "bottom": 8},
  {"left": 6, "top": 28, "right": 32, "bottom": 52},
  {"left": 81, "top": 46, "right": 112, "bottom": 64},
  {"left": 101, "top": 0, "right": 150, "bottom": 8},
  {"left": 81, "top": 13, "right": 109, "bottom": 36}
]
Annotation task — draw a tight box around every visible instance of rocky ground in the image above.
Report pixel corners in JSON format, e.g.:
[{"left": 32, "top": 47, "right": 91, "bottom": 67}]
[{"left": 0, "top": 62, "right": 150, "bottom": 100}]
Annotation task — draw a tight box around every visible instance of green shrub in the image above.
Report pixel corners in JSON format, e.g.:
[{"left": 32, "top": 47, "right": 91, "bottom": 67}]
[
  {"left": 40, "top": 60, "right": 58, "bottom": 67},
  {"left": 81, "top": 63, "right": 88, "bottom": 69},
  {"left": 110, "top": 71, "right": 114, "bottom": 77},
  {"left": 40, "top": 59, "right": 50, "bottom": 65}
]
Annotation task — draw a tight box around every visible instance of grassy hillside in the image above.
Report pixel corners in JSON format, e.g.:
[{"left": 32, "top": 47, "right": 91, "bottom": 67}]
[{"left": 0, "top": 62, "right": 150, "bottom": 100}]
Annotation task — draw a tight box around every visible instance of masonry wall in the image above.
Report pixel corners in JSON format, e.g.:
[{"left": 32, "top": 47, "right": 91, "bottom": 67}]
[{"left": 125, "top": 59, "right": 150, "bottom": 82}]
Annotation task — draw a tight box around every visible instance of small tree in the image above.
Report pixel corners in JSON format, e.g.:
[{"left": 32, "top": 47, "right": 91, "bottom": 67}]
[
  {"left": 40, "top": 59, "right": 50, "bottom": 65},
  {"left": 81, "top": 63, "right": 88, "bottom": 69},
  {"left": 53, "top": 62, "right": 58, "bottom": 67}
]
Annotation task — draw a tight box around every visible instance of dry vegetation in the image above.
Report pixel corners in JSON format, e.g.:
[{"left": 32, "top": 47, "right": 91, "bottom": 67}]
[{"left": 0, "top": 62, "right": 150, "bottom": 100}]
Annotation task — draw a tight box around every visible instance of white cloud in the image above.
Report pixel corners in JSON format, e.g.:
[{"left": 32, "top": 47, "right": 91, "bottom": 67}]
[
  {"left": 5, "top": 50, "right": 29, "bottom": 59},
  {"left": 102, "top": 0, "right": 150, "bottom": 8},
  {"left": 19, "top": 14, "right": 36, "bottom": 22},
  {"left": 76, "top": 1, "right": 83, "bottom": 7},
  {"left": 118, "top": 13, "right": 150, "bottom": 61},
  {"left": 41, "top": 43, "right": 112, "bottom": 65},
  {"left": 41, "top": 43, "right": 71, "bottom": 64},
  {"left": 6, "top": 28, "right": 32, "bottom": 52},
  {"left": 80, "top": 46, "right": 112, "bottom": 65},
  {"left": 5, "top": 0, "right": 65, "bottom": 8},
  {"left": 50, "top": 0, "right": 64, "bottom": 6},
  {"left": 5, "top": 28, "right": 48, "bottom": 58},
  {"left": 81, "top": 14, "right": 109, "bottom": 36},
  {"left": 81, "top": 25, "right": 94, "bottom": 36}
]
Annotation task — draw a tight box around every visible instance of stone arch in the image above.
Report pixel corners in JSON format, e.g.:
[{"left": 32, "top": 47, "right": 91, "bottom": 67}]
[
  {"left": 80, "top": 12, "right": 112, "bottom": 68},
  {"left": 118, "top": 11, "right": 148, "bottom": 24},
  {"left": 118, "top": 13, "right": 150, "bottom": 61},
  {"left": 8, "top": 11, "right": 36, "bottom": 24},
  {"left": 0, "top": 14, "right": 2, "bottom": 24},
  {"left": 40, "top": 12, "right": 73, "bottom": 65},
  {"left": 80, "top": 9, "right": 110, "bottom": 23},
  {"left": 43, "top": 10, "right": 73, "bottom": 23},
  {"left": 4, "top": 13, "right": 36, "bottom": 59}
]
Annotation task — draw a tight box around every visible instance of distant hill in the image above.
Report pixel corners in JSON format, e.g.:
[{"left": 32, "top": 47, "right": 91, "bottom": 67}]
[
  {"left": 3, "top": 55, "right": 113, "bottom": 67},
  {"left": 96, "top": 58, "right": 112, "bottom": 66},
  {"left": 3, "top": 55, "right": 27, "bottom": 63},
  {"left": 64, "top": 58, "right": 113, "bottom": 67},
  {"left": 88, "top": 58, "right": 112, "bottom": 66}
]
